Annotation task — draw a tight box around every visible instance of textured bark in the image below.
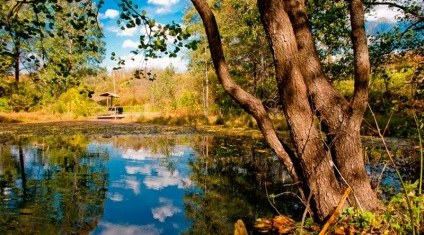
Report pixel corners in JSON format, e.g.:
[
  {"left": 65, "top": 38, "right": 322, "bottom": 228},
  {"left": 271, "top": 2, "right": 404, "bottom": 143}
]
[
  {"left": 257, "top": 0, "right": 343, "bottom": 221},
  {"left": 191, "top": 0, "right": 301, "bottom": 184},
  {"left": 284, "top": 0, "right": 382, "bottom": 211},
  {"left": 190, "top": 0, "right": 382, "bottom": 221},
  {"left": 334, "top": 0, "right": 381, "bottom": 211},
  {"left": 283, "top": 0, "right": 349, "bottom": 127}
]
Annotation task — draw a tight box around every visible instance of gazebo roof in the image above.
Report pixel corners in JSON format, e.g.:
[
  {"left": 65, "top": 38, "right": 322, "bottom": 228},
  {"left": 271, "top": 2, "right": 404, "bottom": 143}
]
[{"left": 99, "top": 92, "right": 120, "bottom": 98}]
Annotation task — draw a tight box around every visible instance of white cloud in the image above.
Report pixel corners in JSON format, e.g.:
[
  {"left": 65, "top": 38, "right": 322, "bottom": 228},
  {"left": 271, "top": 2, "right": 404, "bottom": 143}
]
[
  {"left": 105, "top": 9, "right": 120, "bottom": 19},
  {"left": 144, "top": 176, "right": 183, "bottom": 190},
  {"left": 122, "top": 40, "right": 140, "bottom": 49},
  {"left": 126, "top": 165, "right": 152, "bottom": 175},
  {"left": 122, "top": 148, "right": 163, "bottom": 160},
  {"left": 366, "top": 5, "right": 402, "bottom": 22},
  {"left": 125, "top": 177, "right": 141, "bottom": 195},
  {"left": 148, "top": 0, "right": 179, "bottom": 6},
  {"left": 150, "top": 57, "right": 188, "bottom": 72},
  {"left": 151, "top": 198, "right": 182, "bottom": 222},
  {"left": 106, "top": 26, "right": 139, "bottom": 37},
  {"left": 156, "top": 8, "right": 168, "bottom": 14},
  {"left": 111, "top": 176, "right": 141, "bottom": 195},
  {"left": 99, "top": 9, "right": 120, "bottom": 20},
  {"left": 97, "top": 222, "right": 162, "bottom": 235},
  {"left": 118, "top": 53, "right": 188, "bottom": 72},
  {"left": 143, "top": 167, "right": 191, "bottom": 190},
  {"left": 108, "top": 192, "right": 124, "bottom": 202},
  {"left": 147, "top": 0, "right": 180, "bottom": 14}
]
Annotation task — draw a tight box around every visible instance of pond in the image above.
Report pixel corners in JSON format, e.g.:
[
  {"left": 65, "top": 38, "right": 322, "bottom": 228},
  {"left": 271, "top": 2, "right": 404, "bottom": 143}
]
[
  {"left": 0, "top": 132, "right": 302, "bottom": 235},
  {"left": 0, "top": 121, "right": 417, "bottom": 235}
]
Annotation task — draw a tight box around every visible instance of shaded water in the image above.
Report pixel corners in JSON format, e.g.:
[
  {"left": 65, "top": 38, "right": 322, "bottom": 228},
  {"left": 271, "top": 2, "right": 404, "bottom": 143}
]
[{"left": 0, "top": 134, "right": 301, "bottom": 234}]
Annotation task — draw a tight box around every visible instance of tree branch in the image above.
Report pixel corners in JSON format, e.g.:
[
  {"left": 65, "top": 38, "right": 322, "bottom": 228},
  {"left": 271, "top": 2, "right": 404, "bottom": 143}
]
[
  {"left": 190, "top": 0, "right": 300, "bottom": 182},
  {"left": 7, "top": 0, "right": 38, "bottom": 20},
  {"left": 348, "top": 0, "right": 370, "bottom": 123},
  {"left": 366, "top": 1, "right": 424, "bottom": 20},
  {"left": 284, "top": 0, "right": 350, "bottom": 133}
]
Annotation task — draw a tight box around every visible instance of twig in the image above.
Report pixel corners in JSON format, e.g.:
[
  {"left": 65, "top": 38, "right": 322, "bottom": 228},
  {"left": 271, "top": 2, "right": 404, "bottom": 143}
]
[
  {"left": 413, "top": 112, "right": 423, "bottom": 231},
  {"left": 382, "top": 107, "right": 396, "bottom": 136},
  {"left": 375, "top": 162, "right": 388, "bottom": 191},
  {"left": 265, "top": 183, "right": 281, "bottom": 215},
  {"left": 300, "top": 188, "right": 314, "bottom": 235},
  {"left": 368, "top": 104, "right": 417, "bottom": 235},
  {"left": 413, "top": 113, "right": 423, "bottom": 195},
  {"left": 318, "top": 187, "right": 352, "bottom": 235}
]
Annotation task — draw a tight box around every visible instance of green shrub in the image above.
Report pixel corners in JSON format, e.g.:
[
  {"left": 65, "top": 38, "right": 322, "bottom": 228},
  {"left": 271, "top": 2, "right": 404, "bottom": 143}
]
[
  {"left": 50, "top": 87, "right": 98, "bottom": 117},
  {"left": 0, "top": 98, "right": 10, "bottom": 112}
]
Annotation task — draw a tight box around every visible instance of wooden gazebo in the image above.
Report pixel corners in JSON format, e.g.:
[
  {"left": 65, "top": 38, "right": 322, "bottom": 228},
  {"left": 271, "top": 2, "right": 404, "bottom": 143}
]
[
  {"left": 99, "top": 92, "right": 120, "bottom": 108},
  {"left": 98, "top": 92, "right": 124, "bottom": 119}
]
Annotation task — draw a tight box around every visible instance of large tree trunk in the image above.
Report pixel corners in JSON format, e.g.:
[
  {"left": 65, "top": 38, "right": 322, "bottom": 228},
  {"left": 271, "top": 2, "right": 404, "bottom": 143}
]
[
  {"left": 257, "top": 0, "right": 345, "bottom": 221},
  {"left": 191, "top": 0, "right": 381, "bottom": 221},
  {"left": 283, "top": 0, "right": 382, "bottom": 212}
]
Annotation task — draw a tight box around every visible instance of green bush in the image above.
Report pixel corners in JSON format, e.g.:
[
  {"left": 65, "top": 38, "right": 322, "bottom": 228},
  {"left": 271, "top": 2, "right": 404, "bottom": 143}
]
[
  {"left": 0, "top": 98, "right": 10, "bottom": 112},
  {"left": 50, "top": 87, "right": 98, "bottom": 117}
]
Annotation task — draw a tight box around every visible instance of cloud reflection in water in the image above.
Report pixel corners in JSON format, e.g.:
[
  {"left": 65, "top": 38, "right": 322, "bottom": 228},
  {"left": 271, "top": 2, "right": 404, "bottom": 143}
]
[
  {"left": 97, "top": 222, "right": 162, "bottom": 235},
  {"left": 151, "top": 198, "right": 182, "bottom": 222}
]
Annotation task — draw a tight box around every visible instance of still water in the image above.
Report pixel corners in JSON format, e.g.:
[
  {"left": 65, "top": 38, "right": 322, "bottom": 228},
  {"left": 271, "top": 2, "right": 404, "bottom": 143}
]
[{"left": 0, "top": 134, "right": 300, "bottom": 234}]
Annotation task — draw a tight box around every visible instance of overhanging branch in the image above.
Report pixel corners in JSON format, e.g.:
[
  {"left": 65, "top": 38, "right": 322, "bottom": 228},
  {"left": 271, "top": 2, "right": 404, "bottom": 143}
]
[
  {"left": 365, "top": 1, "right": 424, "bottom": 20},
  {"left": 190, "top": 0, "right": 300, "bottom": 182}
]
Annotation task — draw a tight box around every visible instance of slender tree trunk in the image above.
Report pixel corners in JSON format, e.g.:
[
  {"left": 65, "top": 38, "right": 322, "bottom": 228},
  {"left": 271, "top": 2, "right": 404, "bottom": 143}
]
[
  {"left": 334, "top": 0, "right": 381, "bottom": 211},
  {"left": 191, "top": 0, "right": 301, "bottom": 184},
  {"left": 19, "top": 144, "right": 27, "bottom": 199},
  {"left": 14, "top": 44, "right": 20, "bottom": 84}
]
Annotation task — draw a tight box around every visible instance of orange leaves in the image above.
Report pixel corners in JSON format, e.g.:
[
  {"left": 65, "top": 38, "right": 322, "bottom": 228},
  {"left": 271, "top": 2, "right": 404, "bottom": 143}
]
[{"left": 254, "top": 214, "right": 295, "bottom": 234}]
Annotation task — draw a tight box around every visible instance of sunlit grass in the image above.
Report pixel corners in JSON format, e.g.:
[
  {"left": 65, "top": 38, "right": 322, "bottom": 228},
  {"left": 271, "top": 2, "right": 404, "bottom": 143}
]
[{"left": 0, "top": 111, "right": 87, "bottom": 123}]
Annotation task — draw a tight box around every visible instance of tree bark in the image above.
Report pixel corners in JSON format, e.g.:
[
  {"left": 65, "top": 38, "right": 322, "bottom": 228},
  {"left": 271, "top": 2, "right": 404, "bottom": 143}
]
[
  {"left": 190, "top": 0, "right": 382, "bottom": 221},
  {"left": 284, "top": 0, "right": 382, "bottom": 211},
  {"left": 190, "top": 0, "right": 301, "bottom": 184},
  {"left": 257, "top": 0, "right": 350, "bottom": 221}
]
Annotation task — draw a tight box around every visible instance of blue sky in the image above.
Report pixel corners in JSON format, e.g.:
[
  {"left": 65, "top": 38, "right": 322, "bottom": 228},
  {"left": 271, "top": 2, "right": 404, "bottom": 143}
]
[
  {"left": 96, "top": 1, "right": 402, "bottom": 74},
  {"left": 97, "top": 0, "right": 191, "bottom": 73}
]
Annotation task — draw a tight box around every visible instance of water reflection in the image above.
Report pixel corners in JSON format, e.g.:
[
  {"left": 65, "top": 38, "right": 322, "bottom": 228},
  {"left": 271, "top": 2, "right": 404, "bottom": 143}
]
[
  {"left": 185, "top": 136, "right": 302, "bottom": 234},
  {"left": 1, "top": 134, "right": 301, "bottom": 234},
  {"left": 90, "top": 136, "right": 192, "bottom": 235},
  {"left": 0, "top": 136, "right": 108, "bottom": 234}
]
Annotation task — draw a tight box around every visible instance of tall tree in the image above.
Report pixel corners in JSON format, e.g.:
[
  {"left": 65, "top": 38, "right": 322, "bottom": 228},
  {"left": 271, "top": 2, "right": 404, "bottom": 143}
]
[
  {"left": 191, "top": 0, "right": 368, "bottom": 221},
  {"left": 0, "top": 0, "right": 105, "bottom": 99},
  {"left": 37, "top": 0, "right": 106, "bottom": 97},
  {"left": 0, "top": 1, "right": 37, "bottom": 84},
  {"left": 116, "top": 0, "right": 423, "bottom": 221},
  {"left": 148, "top": 64, "right": 177, "bottom": 114}
]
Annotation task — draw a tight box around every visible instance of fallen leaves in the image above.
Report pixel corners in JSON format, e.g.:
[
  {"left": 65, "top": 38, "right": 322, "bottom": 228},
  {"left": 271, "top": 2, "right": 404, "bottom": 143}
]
[{"left": 254, "top": 214, "right": 295, "bottom": 234}]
